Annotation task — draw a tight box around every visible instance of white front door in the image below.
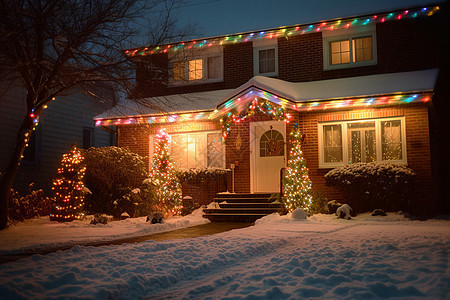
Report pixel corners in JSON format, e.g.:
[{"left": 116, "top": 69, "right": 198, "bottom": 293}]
[{"left": 250, "top": 121, "right": 286, "bottom": 193}]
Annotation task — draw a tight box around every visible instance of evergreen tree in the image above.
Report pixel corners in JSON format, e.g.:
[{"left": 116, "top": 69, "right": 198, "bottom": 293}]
[
  {"left": 284, "top": 125, "right": 313, "bottom": 212},
  {"left": 149, "top": 129, "right": 182, "bottom": 216},
  {"left": 50, "top": 146, "right": 86, "bottom": 221}
]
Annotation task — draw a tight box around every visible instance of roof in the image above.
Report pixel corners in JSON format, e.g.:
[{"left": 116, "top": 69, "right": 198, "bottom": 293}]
[
  {"left": 95, "top": 69, "right": 439, "bottom": 123},
  {"left": 223, "top": 68, "right": 439, "bottom": 104},
  {"left": 124, "top": 4, "right": 441, "bottom": 58},
  {"left": 94, "top": 89, "right": 234, "bottom": 120}
]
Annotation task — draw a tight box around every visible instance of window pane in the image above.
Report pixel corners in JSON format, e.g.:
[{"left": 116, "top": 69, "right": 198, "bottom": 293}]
[
  {"left": 171, "top": 135, "right": 188, "bottom": 169},
  {"left": 382, "top": 120, "right": 402, "bottom": 160},
  {"left": 353, "top": 36, "right": 373, "bottom": 62},
  {"left": 173, "top": 62, "right": 184, "bottom": 81},
  {"left": 323, "top": 124, "right": 342, "bottom": 163},
  {"left": 207, "top": 133, "right": 225, "bottom": 168},
  {"left": 260, "top": 130, "right": 284, "bottom": 157},
  {"left": 347, "top": 122, "right": 376, "bottom": 163},
  {"left": 259, "top": 49, "right": 276, "bottom": 73},
  {"left": 331, "top": 41, "right": 341, "bottom": 53},
  {"left": 83, "top": 128, "right": 92, "bottom": 149},
  {"left": 207, "top": 56, "right": 221, "bottom": 79},
  {"left": 330, "top": 40, "right": 350, "bottom": 65},
  {"left": 188, "top": 59, "right": 203, "bottom": 80},
  {"left": 340, "top": 40, "right": 350, "bottom": 52}
]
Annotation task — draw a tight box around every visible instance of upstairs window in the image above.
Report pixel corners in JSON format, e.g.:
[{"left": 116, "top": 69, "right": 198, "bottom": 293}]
[
  {"left": 188, "top": 59, "right": 203, "bottom": 81},
  {"left": 318, "top": 117, "right": 407, "bottom": 168},
  {"left": 253, "top": 39, "right": 278, "bottom": 77},
  {"left": 323, "top": 25, "right": 377, "bottom": 70},
  {"left": 169, "top": 46, "right": 223, "bottom": 85}
]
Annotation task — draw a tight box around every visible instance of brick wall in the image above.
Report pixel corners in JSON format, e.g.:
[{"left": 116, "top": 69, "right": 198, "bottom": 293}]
[
  {"left": 135, "top": 17, "right": 439, "bottom": 98},
  {"left": 297, "top": 104, "right": 433, "bottom": 215}
]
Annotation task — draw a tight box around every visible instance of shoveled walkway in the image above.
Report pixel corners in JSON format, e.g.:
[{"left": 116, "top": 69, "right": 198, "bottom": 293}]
[{"left": 0, "top": 222, "right": 252, "bottom": 265}]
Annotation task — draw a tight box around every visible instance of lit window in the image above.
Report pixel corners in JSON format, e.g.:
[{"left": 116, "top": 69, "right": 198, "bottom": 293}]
[
  {"left": 152, "top": 131, "right": 224, "bottom": 169},
  {"left": 188, "top": 59, "right": 203, "bottom": 81},
  {"left": 323, "top": 25, "right": 376, "bottom": 70},
  {"left": 259, "top": 130, "right": 284, "bottom": 157},
  {"left": 319, "top": 117, "right": 406, "bottom": 168}
]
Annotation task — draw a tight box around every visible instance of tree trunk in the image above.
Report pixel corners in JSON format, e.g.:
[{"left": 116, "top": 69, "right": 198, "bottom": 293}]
[{"left": 0, "top": 115, "right": 35, "bottom": 230}]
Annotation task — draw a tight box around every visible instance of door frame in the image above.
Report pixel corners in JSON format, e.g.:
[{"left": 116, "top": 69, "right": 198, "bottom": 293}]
[{"left": 250, "top": 120, "right": 287, "bottom": 193}]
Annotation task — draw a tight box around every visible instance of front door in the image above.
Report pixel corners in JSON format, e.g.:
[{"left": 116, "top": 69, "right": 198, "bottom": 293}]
[{"left": 250, "top": 121, "right": 286, "bottom": 193}]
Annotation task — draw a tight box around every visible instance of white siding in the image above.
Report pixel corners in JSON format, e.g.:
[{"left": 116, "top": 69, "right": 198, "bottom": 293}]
[{"left": 0, "top": 85, "right": 115, "bottom": 194}]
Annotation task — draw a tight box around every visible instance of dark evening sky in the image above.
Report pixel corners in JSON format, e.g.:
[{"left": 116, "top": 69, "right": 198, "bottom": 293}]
[{"left": 171, "top": 0, "right": 441, "bottom": 39}]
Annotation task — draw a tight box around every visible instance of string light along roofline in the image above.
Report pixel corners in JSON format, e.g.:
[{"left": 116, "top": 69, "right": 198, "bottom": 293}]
[
  {"left": 124, "top": 5, "right": 440, "bottom": 57},
  {"left": 95, "top": 90, "right": 433, "bottom": 127}
]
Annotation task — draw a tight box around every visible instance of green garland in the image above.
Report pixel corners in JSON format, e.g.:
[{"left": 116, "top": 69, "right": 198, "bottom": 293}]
[{"left": 220, "top": 99, "right": 291, "bottom": 138}]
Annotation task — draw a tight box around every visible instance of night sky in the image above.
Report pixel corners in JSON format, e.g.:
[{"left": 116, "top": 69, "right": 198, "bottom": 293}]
[{"left": 172, "top": 0, "right": 441, "bottom": 39}]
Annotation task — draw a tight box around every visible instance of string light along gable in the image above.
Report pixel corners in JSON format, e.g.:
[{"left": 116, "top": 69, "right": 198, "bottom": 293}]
[{"left": 124, "top": 6, "right": 439, "bottom": 57}]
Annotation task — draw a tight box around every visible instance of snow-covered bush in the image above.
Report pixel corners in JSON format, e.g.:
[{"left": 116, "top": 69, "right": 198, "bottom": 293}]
[
  {"left": 176, "top": 167, "right": 228, "bottom": 183},
  {"left": 324, "top": 163, "right": 416, "bottom": 213},
  {"left": 82, "top": 147, "right": 149, "bottom": 215},
  {"left": 8, "top": 183, "right": 54, "bottom": 223}
]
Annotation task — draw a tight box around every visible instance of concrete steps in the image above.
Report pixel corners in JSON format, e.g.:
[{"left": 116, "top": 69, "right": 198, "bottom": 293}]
[{"left": 203, "top": 193, "right": 285, "bottom": 222}]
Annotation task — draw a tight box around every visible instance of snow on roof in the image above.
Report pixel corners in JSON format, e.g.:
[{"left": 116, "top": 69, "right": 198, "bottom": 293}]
[
  {"left": 96, "top": 69, "right": 438, "bottom": 120},
  {"left": 228, "top": 68, "right": 439, "bottom": 104},
  {"left": 94, "top": 89, "right": 234, "bottom": 120}
]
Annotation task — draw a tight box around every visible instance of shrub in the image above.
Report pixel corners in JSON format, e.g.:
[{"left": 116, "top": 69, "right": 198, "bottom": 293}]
[
  {"left": 82, "top": 146, "right": 149, "bottom": 215},
  {"left": 324, "top": 163, "right": 416, "bottom": 213},
  {"left": 309, "top": 190, "right": 329, "bottom": 214},
  {"left": 8, "top": 183, "right": 54, "bottom": 223}
]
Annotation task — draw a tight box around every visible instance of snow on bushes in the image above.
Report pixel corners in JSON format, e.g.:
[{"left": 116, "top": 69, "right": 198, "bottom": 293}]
[
  {"left": 324, "top": 163, "right": 416, "bottom": 213},
  {"left": 8, "top": 183, "right": 54, "bottom": 223},
  {"left": 82, "top": 147, "right": 150, "bottom": 217}
]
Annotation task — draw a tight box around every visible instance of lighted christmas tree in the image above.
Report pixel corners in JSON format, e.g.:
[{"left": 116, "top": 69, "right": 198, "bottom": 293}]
[
  {"left": 283, "top": 125, "right": 313, "bottom": 212},
  {"left": 149, "top": 129, "right": 182, "bottom": 216},
  {"left": 50, "top": 145, "right": 86, "bottom": 222}
]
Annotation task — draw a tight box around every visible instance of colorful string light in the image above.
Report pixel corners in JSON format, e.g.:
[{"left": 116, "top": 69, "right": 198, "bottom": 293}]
[
  {"left": 95, "top": 91, "right": 432, "bottom": 127},
  {"left": 124, "top": 5, "right": 439, "bottom": 57}
]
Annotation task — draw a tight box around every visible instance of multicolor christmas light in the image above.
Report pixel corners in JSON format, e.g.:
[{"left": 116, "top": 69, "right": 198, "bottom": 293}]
[
  {"left": 283, "top": 125, "right": 313, "bottom": 212},
  {"left": 50, "top": 146, "right": 86, "bottom": 222},
  {"left": 220, "top": 97, "right": 293, "bottom": 138},
  {"left": 124, "top": 6, "right": 439, "bottom": 57},
  {"left": 149, "top": 129, "right": 183, "bottom": 216},
  {"left": 94, "top": 92, "right": 432, "bottom": 127}
]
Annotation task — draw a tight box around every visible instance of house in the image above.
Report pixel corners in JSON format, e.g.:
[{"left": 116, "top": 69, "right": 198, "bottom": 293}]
[
  {"left": 95, "top": 4, "right": 446, "bottom": 217},
  {"left": 0, "top": 85, "right": 116, "bottom": 194}
]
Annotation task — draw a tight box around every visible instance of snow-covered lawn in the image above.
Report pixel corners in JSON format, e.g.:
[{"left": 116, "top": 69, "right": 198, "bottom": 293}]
[
  {"left": 0, "top": 209, "right": 209, "bottom": 255},
  {"left": 0, "top": 212, "right": 449, "bottom": 299}
]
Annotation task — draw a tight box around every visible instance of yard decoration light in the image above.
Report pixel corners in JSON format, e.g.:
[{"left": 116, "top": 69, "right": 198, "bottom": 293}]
[
  {"left": 283, "top": 125, "right": 313, "bottom": 212},
  {"left": 148, "top": 129, "right": 182, "bottom": 216},
  {"left": 50, "top": 145, "right": 86, "bottom": 222},
  {"left": 124, "top": 5, "right": 439, "bottom": 57}
]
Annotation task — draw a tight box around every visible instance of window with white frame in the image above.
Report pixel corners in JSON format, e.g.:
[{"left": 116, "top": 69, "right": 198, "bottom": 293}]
[
  {"left": 169, "top": 46, "right": 223, "bottom": 85},
  {"left": 318, "top": 117, "right": 407, "bottom": 168},
  {"left": 253, "top": 39, "right": 278, "bottom": 76},
  {"left": 323, "top": 25, "right": 377, "bottom": 70},
  {"left": 150, "top": 131, "right": 225, "bottom": 169}
]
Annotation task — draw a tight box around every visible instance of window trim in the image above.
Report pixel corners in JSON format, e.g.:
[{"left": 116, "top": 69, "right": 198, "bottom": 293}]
[
  {"left": 323, "top": 27, "right": 377, "bottom": 71},
  {"left": 253, "top": 39, "right": 278, "bottom": 77},
  {"left": 318, "top": 117, "right": 407, "bottom": 169}
]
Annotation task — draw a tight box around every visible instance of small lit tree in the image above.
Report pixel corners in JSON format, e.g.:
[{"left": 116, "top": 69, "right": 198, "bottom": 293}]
[
  {"left": 149, "top": 129, "right": 182, "bottom": 216},
  {"left": 283, "top": 125, "right": 313, "bottom": 212},
  {"left": 50, "top": 146, "right": 86, "bottom": 222}
]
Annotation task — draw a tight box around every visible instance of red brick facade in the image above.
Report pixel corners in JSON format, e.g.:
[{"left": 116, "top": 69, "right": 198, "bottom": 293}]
[{"left": 116, "top": 12, "right": 439, "bottom": 215}]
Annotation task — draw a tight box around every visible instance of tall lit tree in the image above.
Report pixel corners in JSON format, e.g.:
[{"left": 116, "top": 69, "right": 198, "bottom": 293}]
[
  {"left": 283, "top": 125, "right": 313, "bottom": 212},
  {"left": 50, "top": 146, "right": 86, "bottom": 222},
  {"left": 149, "top": 129, "right": 182, "bottom": 216},
  {"left": 0, "top": 0, "right": 193, "bottom": 229}
]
